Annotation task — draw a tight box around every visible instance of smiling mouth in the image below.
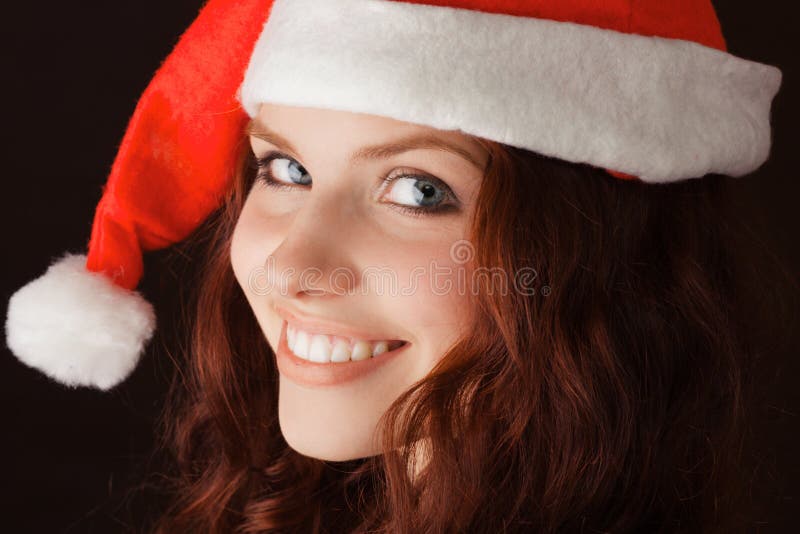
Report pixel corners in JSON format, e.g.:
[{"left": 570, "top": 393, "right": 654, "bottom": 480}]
[{"left": 285, "top": 322, "right": 408, "bottom": 363}]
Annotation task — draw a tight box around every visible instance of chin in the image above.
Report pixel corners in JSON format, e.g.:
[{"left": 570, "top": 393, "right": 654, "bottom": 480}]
[
  {"left": 277, "top": 376, "right": 383, "bottom": 462},
  {"left": 281, "top": 435, "right": 368, "bottom": 462},
  {"left": 278, "top": 412, "right": 379, "bottom": 462}
]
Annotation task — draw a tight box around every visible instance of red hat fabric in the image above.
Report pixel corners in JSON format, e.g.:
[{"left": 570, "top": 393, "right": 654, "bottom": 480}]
[
  {"left": 5, "top": 0, "right": 272, "bottom": 390},
  {"left": 5, "top": 0, "right": 782, "bottom": 390}
]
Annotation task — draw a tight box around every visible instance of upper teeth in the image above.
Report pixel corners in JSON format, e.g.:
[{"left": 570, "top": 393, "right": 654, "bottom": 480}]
[{"left": 287, "top": 324, "right": 403, "bottom": 363}]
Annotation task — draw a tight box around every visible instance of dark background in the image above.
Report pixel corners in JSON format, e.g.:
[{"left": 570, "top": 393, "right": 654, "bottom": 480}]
[{"left": 1, "top": 1, "right": 797, "bottom": 532}]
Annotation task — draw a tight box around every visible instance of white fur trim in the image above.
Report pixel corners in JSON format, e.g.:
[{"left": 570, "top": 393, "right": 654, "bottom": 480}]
[
  {"left": 239, "top": 0, "right": 782, "bottom": 183},
  {"left": 5, "top": 253, "right": 156, "bottom": 391}
]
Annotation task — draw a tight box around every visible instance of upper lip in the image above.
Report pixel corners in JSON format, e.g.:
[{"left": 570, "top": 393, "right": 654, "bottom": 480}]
[{"left": 274, "top": 304, "right": 407, "bottom": 343}]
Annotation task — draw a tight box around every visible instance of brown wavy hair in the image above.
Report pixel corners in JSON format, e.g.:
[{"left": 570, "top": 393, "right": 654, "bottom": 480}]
[{"left": 140, "top": 133, "right": 780, "bottom": 533}]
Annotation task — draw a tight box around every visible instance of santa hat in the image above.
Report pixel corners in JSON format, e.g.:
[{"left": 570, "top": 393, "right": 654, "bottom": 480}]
[{"left": 5, "top": 0, "right": 782, "bottom": 390}]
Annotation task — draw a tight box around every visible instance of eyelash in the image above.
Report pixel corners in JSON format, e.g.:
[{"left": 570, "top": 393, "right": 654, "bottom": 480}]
[{"left": 251, "top": 150, "right": 460, "bottom": 217}]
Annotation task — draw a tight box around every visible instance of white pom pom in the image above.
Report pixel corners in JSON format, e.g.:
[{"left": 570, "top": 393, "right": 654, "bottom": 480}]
[{"left": 5, "top": 252, "right": 156, "bottom": 391}]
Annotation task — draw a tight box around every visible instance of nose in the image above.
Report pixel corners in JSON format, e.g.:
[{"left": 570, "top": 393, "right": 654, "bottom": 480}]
[{"left": 265, "top": 193, "right": 360, "bottom": 299}]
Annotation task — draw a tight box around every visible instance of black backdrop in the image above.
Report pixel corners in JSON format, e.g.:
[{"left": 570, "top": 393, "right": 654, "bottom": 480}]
[{"left": 1, "top": 1, "right": 797, "bottom": 532}]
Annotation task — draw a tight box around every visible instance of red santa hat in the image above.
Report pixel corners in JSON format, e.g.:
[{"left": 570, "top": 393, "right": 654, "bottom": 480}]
[{"left": 5, "top": 0, "right": 782, "bottom": 390}]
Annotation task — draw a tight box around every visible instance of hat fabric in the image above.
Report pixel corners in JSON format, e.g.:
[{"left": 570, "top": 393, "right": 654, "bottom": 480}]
[
  {"left": 241, "top": 0, "right": 780, "bottom": 183},
  {"left": 5, "top": 0, "right": 783, "bottom": 390}
]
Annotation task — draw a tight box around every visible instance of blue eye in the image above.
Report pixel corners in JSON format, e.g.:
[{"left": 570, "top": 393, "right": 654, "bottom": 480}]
[
  {"left": 256, "top": 152, "right": 311, "bottom": 187},
  {"left": 382, "top": 176, "right": 446, "bottom": 209},
  {"left": 253, "top": 151, "right": 460, "bottom": 217}
]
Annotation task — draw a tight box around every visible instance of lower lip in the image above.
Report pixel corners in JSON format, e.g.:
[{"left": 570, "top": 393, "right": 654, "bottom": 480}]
[{"left": 275, "top": 320, "right": 411, "bottom": 387}]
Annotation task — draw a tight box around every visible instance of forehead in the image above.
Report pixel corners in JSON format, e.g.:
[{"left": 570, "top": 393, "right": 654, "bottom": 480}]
[{"left": 253, "top": 102, "right": 490, "bottom": 170}]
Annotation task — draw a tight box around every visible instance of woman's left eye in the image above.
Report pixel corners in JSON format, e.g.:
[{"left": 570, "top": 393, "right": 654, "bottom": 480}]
[
  {"left": 379, "top": 173, "right": 459, "bottom": 215},
  {"left": 254, "top": 151, "right": 459, "bottom": 217}
]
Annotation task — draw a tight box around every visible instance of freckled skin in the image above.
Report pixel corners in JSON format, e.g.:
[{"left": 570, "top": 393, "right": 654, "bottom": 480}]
[{"left": 230, "top": 103, "right": 488, "bottom": 461}]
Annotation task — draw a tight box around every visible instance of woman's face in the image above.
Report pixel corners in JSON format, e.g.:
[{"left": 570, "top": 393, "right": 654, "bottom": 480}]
[{"left": 230, "top": 103, "right": 488, "bottom": 461}]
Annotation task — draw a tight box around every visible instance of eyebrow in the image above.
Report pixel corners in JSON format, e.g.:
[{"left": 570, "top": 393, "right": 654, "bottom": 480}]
[{"left": 246, "top": 119, "right": 484, "bottom": 171}]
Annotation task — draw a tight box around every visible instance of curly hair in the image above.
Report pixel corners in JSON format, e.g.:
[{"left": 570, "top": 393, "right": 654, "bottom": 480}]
[{"left": 140, "top": 133, "right": 775, "bottom": 533}]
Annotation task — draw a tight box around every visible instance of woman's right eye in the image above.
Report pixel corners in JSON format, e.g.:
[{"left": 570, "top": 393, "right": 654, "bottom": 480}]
[{"left": 256, "top": 152, "right": 312, "bottom": 188}]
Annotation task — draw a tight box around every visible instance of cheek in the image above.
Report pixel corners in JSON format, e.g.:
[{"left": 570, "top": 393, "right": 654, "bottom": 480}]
[
  {"left": 230, "top": 198, "right": 286, "bottom": 294},
  {"left": 378, "top": 243, "right": 474, "bottom": 376}
]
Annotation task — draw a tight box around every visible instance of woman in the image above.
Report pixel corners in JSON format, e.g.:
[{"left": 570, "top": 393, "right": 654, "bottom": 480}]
[{"left": 5, "top": 0, "right": 783, "bottom": 531}]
